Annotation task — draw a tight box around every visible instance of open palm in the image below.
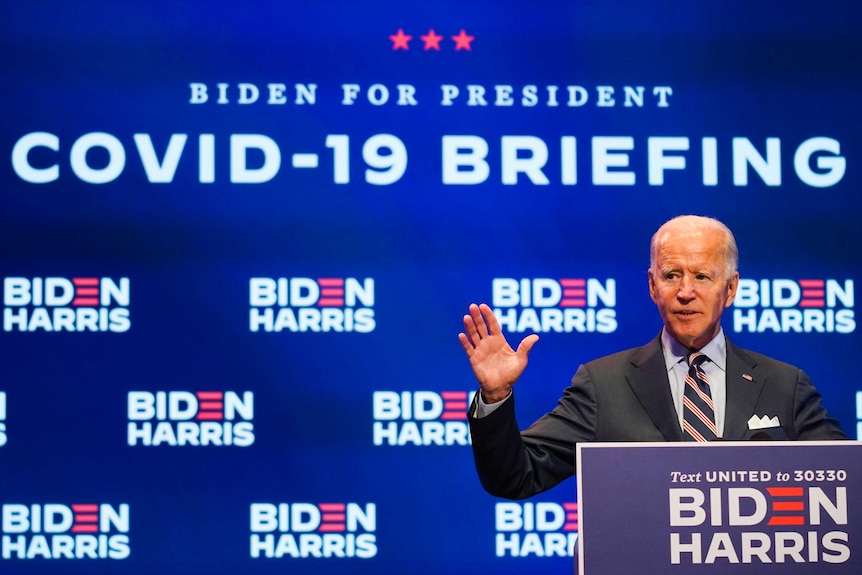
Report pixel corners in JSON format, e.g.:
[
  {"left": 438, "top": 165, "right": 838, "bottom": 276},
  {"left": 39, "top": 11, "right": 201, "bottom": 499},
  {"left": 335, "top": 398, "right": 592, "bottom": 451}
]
[{"left": 458, "top": 303, "right": 539, "bottom": 402}]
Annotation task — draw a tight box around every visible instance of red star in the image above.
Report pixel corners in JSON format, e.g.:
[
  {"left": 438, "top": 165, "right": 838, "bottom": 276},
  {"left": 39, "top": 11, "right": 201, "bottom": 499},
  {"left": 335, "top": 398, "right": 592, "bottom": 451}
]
[
  {"left": 451, "top": 29, "right": 475, "bottom": 51},
  {"left": 420, "top": 29, "right": 444, "bottom": 51},
  {"left": 389, "top": 28, "right": 412, "bottom": 51}
]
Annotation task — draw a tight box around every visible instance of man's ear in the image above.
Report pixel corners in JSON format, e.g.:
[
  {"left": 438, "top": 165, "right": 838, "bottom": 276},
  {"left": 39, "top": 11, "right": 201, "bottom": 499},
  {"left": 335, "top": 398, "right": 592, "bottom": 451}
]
[
  {"left": 648, "top": 269, "right": 658, "bottom": 303},
  {"left": 724, "top": 271, "right": 740, "bottom": 308}
]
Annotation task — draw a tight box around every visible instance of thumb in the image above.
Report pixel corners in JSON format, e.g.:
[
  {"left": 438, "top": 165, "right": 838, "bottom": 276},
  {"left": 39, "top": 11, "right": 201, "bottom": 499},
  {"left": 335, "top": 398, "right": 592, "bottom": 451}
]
[{"left": 516, "top": 334, "right": 540, "bottom": 358}]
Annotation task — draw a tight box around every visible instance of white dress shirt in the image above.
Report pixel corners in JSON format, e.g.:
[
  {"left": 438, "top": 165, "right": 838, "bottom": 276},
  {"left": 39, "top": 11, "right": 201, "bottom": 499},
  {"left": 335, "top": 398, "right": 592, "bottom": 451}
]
[{"left": 661, "top": 327, "right": 727, "bottom": 438}]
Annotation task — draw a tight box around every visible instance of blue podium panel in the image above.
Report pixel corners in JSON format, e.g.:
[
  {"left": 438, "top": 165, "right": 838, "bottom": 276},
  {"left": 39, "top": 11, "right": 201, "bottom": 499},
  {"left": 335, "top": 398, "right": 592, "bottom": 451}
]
[{"left": 577, "top": 442, "right": 862, "bottom": 574}]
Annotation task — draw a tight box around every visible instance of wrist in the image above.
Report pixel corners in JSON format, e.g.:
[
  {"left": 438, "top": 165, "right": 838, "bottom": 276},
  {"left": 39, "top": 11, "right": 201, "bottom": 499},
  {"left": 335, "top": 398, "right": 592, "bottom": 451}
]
[{"left": 481, "top": 387, "right": 512, "bottom": 404}]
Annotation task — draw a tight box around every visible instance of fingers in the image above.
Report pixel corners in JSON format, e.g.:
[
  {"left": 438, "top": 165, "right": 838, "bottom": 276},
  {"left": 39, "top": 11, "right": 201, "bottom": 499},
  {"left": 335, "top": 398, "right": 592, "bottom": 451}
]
[
  {"left": 478, "top": 303, "right": 502, "bottom": 335},
  {"left": 460, "top": 303, "right": 535, "bottom": 356},
  {"left": 461, "top": 305, "right": 482, "bottom": 349},
  {"left": 516, "top": 333, "right": 540, "bottom": 357},
  {"left": 461, "top": 302, "right": 490, "bottom": 346},
  {"left": 457, "top": 332, "right": 474, "bottom": 354},
  {"left": 469, "top": 303, "right": 489, "bottom": 337}
]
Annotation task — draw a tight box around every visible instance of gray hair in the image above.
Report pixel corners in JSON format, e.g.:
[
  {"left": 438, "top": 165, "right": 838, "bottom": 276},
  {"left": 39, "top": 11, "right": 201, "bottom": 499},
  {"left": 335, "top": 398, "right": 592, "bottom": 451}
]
[{"left": 650, "top": 215, "right": 738, "bottom": 279}]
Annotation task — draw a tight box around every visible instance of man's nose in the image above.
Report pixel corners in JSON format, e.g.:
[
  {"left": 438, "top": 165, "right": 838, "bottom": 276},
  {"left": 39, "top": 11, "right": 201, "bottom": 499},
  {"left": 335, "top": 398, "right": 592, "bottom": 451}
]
[{"left": 677, "top": 276, "right": 695, "bottom": 299}]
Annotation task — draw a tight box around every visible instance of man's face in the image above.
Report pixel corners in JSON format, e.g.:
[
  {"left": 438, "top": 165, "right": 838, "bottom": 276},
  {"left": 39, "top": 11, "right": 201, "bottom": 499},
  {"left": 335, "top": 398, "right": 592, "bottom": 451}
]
[{"left": 648, "top": 227, "right": 739, "bottom": 350}]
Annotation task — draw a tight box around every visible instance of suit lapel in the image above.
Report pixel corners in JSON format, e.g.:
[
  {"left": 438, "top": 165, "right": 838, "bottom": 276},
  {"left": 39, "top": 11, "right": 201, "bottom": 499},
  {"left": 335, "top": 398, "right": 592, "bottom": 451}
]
[
  {"left": 627, "top": 335, "right": 683, "bottom": 441},
  {"left": 722, "top": 339, "right": 765, "bottom": 440}
]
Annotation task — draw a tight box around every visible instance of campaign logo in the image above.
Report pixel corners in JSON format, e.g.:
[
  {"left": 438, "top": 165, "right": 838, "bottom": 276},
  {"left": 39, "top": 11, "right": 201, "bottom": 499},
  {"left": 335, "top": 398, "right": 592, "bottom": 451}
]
[
  {"left": 127, "top": 391, "right": 254, "bottom": 447},
  {"left": 733, "top": 279, "right": 854, "bottom": 334},
  {"left": 495, "top": 502, "right": 578, "bottom": 557},
  {"left": 250, "top": 503, "right": 376, "bottom": 559},
  {"left": 2, "top": 503, "right": 130, "bottom": 560},
  {"left": 372, "top": 391, "right": 474, "bottom": 446},
  {"left": 249, "top": 277, "right": 375, "bottom": 333},
  {"left": 669, "top": 484, "right": 849, "bottom": 564},
  {"left": 491, "top": 278, "right": 617, "bottom": 333},
  {"left": 0, "top": 392, "right": 6, "bottom": 448},
  {"left": 3, "top": 277, "right": 130, "bottom": 333}
]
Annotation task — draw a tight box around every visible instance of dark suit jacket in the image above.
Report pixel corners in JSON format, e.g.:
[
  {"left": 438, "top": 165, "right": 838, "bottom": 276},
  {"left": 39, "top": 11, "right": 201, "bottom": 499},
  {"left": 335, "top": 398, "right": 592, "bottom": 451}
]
[{"left": 468, "top": 334, "right": 847, "bottom": 500}]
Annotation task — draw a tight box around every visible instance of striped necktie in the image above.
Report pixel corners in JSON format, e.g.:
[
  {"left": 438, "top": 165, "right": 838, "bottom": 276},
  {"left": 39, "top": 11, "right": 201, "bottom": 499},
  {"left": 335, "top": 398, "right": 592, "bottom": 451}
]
[{"left": 682, "top": 352, "right": 717, "bottom": 442}]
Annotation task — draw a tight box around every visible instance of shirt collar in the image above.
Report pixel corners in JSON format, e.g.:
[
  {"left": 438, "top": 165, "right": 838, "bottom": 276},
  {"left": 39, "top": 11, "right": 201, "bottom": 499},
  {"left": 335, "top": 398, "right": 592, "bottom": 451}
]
[{"left": 661, "top": 326, "right": 727, "bottom": 372}]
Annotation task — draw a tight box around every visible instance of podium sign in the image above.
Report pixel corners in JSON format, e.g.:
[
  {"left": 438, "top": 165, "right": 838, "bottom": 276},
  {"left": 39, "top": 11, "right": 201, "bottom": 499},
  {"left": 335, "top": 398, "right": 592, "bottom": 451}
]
[{"left": 576, "top": 441, "right": 862, "bottom": 574}]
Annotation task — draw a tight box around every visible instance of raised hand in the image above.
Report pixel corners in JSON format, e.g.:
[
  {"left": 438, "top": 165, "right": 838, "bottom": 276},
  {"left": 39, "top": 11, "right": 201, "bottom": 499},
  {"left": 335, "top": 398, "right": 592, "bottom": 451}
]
[{"left": 458, "top": 303, "right": 539, "bottom": 403}]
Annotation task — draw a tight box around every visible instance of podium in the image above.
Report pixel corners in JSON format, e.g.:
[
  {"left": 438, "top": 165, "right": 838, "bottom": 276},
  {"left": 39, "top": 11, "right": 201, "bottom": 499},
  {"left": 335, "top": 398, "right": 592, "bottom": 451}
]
[{"left": 576, "top": 441, "right": 862, "bottom": 574}]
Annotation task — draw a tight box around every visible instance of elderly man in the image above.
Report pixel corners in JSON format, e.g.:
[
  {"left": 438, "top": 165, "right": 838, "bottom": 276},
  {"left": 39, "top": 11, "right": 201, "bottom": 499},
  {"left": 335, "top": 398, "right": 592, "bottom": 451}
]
[{"left": 460, "top": 215, "right": 846, "bottom": 500}]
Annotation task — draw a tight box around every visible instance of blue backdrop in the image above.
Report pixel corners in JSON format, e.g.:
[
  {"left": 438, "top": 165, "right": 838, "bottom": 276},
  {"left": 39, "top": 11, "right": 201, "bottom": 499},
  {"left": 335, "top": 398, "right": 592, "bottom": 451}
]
[{"left": 1, "top": 1, "right": 860, "bottom": 573}]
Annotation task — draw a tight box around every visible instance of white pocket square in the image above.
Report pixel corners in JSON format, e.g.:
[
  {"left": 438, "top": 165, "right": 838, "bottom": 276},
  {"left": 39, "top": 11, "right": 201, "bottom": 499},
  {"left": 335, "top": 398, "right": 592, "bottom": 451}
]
[{"left": 747, "top": 415, "right": 780, "bottom": 430}]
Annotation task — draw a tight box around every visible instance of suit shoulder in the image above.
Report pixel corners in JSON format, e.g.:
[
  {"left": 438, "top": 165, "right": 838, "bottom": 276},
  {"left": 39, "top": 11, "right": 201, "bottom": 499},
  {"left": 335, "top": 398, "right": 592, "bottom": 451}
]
[
  {"left": 732, "top": 345, "right": 803, "bottom": 375},
  {"left": 582, "top": 344, "right": 651, "bottom": 372}
]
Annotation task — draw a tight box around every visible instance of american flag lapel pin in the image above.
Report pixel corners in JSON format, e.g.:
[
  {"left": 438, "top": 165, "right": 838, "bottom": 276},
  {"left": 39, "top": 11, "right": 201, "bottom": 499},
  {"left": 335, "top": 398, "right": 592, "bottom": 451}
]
[{"left": 742, "top": 373, "right": 753, "bottom": 382}]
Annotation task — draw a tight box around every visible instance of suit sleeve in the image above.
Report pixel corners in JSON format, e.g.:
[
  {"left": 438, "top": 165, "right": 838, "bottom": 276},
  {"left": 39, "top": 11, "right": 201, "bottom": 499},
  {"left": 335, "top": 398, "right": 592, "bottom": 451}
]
[
  {"left": 792, "top": 369, "right": 848, "bottom": 440},
  {"left": 468, "top": 365, "right": 599, "bottom": 500}
]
